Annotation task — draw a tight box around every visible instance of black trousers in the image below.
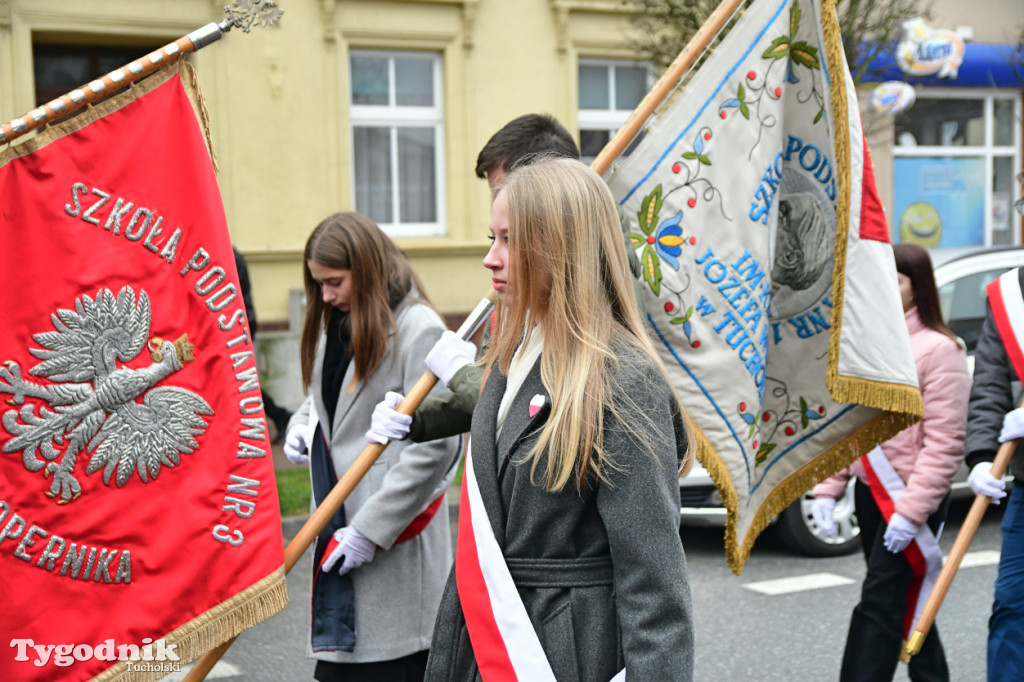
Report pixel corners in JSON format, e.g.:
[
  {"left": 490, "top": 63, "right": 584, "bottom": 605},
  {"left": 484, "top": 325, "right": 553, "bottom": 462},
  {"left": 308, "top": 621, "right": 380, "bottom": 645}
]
[
  {"left": 313, "top": 650, "right": 429, "bottom": 682},
  {"left": 840, "top": 481, "right": 950, "bottom": 682}
]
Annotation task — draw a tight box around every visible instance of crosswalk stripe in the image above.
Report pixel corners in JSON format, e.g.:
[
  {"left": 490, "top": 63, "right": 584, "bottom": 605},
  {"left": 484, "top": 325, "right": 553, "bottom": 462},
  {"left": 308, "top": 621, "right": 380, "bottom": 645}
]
[
  {"left": 743, "top": 550, "right": 1001, "bottom": 596},
  {"left": 743, "top": 572, "right": 855, "bottom": 595},
  {"left": 953, "top": 550, "right": 1001, "bottom": 568}
]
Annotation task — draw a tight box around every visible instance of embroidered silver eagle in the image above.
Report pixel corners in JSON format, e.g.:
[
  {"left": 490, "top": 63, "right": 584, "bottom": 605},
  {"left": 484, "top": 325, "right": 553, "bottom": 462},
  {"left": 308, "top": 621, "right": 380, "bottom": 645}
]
[{"left": 0, "top": 286, "right": 213, "bottom": 503}]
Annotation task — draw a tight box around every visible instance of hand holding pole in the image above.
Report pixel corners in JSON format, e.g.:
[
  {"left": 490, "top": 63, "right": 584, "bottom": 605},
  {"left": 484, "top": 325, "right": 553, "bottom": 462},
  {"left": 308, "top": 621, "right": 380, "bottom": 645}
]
[{"left": 183, "top": 291, "right": 496, "bottom": 681}]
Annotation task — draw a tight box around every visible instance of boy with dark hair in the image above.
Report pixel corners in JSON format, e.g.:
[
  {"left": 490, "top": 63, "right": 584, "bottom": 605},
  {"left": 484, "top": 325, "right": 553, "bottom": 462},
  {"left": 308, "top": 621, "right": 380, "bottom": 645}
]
[{"left": 474, "top": 113, "right": 580, "bottom": 187}]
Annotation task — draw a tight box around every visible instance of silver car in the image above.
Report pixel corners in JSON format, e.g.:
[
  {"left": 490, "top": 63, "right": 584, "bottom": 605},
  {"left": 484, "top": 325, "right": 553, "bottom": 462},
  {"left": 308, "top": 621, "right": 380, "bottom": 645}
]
[{"left": 678, "top": 245, "right": 1022, "bottom": 556}]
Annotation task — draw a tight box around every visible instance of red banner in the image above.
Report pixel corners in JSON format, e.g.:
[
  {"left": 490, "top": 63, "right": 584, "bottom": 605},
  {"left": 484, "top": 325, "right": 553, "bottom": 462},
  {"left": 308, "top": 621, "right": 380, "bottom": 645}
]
[{"left": 0, "top": 65, "right": 286, "bottom": 681}]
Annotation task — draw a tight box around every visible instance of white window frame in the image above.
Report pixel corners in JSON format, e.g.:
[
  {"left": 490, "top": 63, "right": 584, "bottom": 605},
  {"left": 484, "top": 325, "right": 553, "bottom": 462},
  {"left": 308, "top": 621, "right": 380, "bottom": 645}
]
[
  {"left": 892, "top": 88, "right": 1022, "bottom": 247},
  {"left": 577, "top": 59, "right": 654, "bottom": 164},
  {"left": 349, "top": 49, "right": 446, "bottom": 238}
]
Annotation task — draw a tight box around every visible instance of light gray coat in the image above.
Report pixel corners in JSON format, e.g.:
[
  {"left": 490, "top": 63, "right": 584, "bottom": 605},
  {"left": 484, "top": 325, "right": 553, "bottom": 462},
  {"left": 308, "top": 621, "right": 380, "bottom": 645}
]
[
  {"left": 291, "top": 298, "right": 460, "bottom": 663},
  {"left": 426, "top": 346, "right": 694, "bottom": 681}
]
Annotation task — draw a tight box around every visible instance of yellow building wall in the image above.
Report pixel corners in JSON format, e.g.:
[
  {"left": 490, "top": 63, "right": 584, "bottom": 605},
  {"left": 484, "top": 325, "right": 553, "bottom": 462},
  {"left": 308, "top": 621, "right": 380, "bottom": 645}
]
[{"left": 0, "top": 0, "right": 634, "bottom": 325}]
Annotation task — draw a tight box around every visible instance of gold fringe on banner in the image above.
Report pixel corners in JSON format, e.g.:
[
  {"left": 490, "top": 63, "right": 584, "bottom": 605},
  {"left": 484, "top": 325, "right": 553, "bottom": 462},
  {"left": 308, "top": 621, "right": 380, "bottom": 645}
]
[
  {"left": 92, "top": 567, "right": 288, "bottom": 682},
  {"left": 702, "top": 406, "right": 918, "bottom": 574}
]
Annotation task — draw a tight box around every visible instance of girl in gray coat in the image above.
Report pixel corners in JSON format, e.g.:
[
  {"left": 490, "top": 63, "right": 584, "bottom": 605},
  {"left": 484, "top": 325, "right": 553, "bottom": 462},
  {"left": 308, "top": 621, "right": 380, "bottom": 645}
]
[
  {"left": 284, "top": 213, "right": 460, "bottom": 681},
  {"left": 425, "top": 158, "right": 695, "bottom": 681}
]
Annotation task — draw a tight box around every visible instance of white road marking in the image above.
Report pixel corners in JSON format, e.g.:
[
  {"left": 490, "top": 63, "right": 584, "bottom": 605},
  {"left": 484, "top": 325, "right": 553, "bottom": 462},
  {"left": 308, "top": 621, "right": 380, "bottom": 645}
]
[
  {"left": 744, "top": 572, "right": 855, "bottom": 595},
  {"left": 163, "top": 660, "right": 242, "bottom": 680},
  {"left": 743, "top": 551, "right": 1001, "bottom": 597},
  {"left": 952, "top": 550, "right": 1001, "bottom": 568}
]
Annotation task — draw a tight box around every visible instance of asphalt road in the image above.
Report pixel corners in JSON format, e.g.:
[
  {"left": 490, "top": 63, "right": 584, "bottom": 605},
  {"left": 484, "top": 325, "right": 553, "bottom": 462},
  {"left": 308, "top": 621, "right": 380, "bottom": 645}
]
[{"left": 169, "top": 497, "right": 1004, "bottom": 681}]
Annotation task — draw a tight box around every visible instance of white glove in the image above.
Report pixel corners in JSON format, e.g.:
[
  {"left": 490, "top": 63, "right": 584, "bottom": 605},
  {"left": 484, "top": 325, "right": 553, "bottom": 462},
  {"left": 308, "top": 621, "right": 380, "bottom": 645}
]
[
  {"left": 999, "top": 408, "right": 1024, "bottom": 443},
  {"left": 811, "top": 497, "right": 836, "bottom": 537},
  {"left": 283, "top": 422, "right": 315, "bottom": 465},
  {"left": 365, "top": 391, "right": 412, "bottom": 445},
  {"left": 883, "top": 513, "right": 919, "bottom": 554},
  {"left": 425, "top": 331, "right": 477, "bottom": 387},
  {"left": 969, "top": 462, "right": 1007, "bottom": 503},
  {"left": 322, "top": 526, "right": 377, "bottom": 575}
]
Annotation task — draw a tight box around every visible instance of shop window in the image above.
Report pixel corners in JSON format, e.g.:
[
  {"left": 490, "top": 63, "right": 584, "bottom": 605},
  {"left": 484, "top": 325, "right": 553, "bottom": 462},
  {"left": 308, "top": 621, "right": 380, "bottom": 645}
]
[
  {"left": 892, "top": 93, "right": 1021, "bottom": 249},
  {"left": 578, "top": 60, "right": 652, "bottom": 165},
  {"left": 350, "top": 51, "right": 445, "bottom": 237}
]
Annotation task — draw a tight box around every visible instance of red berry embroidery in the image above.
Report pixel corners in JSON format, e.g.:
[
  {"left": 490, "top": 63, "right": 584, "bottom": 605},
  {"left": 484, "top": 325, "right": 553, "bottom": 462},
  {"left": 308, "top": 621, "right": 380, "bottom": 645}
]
[
  {"left": 672, "top": 163, "right": 682, "bottom": 173},
  {"left": 692, "top": 340, "right": 701, "bottom": 349},
  {"left": 762, "top": 413, "right": 771, "bottom": 422},
  {"left": 647, "top": 236, "right": 655, "bottom": 244},
  {"left": 818, "top": 406, "right": 825, "bottom": 414},
  {"left": 703, "top": 132, "right": 711, "bottom": 141},
  {"left": 689, "top": 237, "right": 697, "bottom": 245},
  {"left": 720, "top": 111, "right": 727, "bottom": 119},
  {"left": 739, "top": 402, "right": 747, "bottom": 411},
  {"left": 664, "top": 301, "right": 674, "bottom": 313},
  {"left": 785, "top": 427, "right": 794, "bottom": 436},
  {"left": 747, "top": 71, "right": 756, "bottom": 80},
  {"left": 687, "top": 197, "right": 696, "bottom": 208},
  {"left": 774, "top": 87, "right": 782, "bottom": 97}
]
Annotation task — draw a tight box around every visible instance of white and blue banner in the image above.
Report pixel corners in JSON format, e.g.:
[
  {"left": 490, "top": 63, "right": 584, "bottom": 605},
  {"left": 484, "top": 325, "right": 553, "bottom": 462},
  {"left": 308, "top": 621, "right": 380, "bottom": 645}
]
[{"left": 606, "top": 0, "right": 922, "bottom": 572}]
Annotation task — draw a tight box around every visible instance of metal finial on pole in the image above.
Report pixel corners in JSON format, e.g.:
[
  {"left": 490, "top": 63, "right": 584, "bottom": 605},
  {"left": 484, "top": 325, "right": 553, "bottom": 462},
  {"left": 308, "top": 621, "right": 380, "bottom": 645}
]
[{"left": 0, "top": 0, "right": 283, "bottom": 146}]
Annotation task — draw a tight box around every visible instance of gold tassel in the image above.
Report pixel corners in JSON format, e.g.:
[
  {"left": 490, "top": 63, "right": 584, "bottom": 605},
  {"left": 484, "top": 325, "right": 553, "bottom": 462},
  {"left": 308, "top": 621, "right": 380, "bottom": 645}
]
[{"left": 91, "top": 567, "right": 288, "bottom": 682}]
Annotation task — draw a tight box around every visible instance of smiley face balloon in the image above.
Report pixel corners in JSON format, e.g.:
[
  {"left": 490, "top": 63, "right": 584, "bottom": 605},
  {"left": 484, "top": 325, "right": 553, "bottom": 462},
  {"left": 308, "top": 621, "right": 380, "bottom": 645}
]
[{"left": 898, "top": 201, "right": 942, "bottom": 246}]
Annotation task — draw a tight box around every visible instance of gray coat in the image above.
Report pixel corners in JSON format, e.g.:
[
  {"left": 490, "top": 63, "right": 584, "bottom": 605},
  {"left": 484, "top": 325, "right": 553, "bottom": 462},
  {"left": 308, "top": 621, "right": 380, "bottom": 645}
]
[
  {"left": 426, "top": 346, "right": 694, "bottom": 681},
  {"left": 291, "top": 298, "right": 461, "bottom": 663}
]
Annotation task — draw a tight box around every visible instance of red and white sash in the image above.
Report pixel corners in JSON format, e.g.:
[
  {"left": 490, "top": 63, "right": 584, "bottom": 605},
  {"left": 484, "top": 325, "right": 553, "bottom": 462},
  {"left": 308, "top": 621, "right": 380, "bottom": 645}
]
[
  {"left": 859, "top": 447, "right": 943, "bottom": 641},
  {"left": 987, "top": 268, "right": 1024, "bottom": 382},
  {"left": 454, "top": 437, "right": 625, "bottom": 681}
]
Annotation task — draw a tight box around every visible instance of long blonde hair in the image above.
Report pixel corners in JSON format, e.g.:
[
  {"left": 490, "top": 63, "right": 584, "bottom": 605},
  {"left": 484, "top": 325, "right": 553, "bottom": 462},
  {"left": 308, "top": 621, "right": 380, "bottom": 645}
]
[
  {"left": 483, "top": 157, "right": 691, "bottom": 491},
  {"left": 300, "top": 212, "right": 430, "bottom": 391}
]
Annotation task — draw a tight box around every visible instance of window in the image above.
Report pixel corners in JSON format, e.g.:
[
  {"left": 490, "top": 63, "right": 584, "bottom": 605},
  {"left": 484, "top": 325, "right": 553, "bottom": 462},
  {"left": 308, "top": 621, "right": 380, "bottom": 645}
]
[
  {"left": 577, "top": 60, "right": 652, "bottom": 165},
  {"left": 349, "top": 51, "right": 445, "bottom": 237},
  {"left": 893, "top": 92, "right": 1021, "bottom": 248},
  {"left": 33, "top": 42, "right": 163, "bottom": 108}
]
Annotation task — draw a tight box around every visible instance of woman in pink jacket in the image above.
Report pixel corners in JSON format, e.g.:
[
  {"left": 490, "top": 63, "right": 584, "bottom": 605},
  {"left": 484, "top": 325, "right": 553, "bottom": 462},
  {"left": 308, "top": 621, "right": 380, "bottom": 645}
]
[{"left": 811, "top": 243, "right": 969, "bottom": 682}]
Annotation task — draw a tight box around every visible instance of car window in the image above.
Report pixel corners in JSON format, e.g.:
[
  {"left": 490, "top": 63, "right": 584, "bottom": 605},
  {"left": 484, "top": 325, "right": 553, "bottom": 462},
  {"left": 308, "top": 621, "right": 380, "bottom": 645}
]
[{"left": 939, "top": 268, "right": 1011, "bottom": 353}]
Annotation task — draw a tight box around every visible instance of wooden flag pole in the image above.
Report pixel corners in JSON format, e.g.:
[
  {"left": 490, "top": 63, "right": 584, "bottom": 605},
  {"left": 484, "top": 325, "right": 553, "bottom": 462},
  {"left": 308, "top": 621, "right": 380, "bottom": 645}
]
[
  {"left": 0, "top": 0, "right": 282, "bottom": 146},
  {"left": 590, "top": 0, "right": 746, "bottom": 176},
  {"left": 183, "top": 292, "right": 497, "bottom": 681},
  {"left": 904, "top": 432, "right": 1018, "bottom": 659}
]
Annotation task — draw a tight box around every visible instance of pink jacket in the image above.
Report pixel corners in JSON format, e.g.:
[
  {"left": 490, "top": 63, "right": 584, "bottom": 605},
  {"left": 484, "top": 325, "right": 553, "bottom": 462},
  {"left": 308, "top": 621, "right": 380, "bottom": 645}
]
[{"left": 812, "top": 307, "right": 970, "bottom": 526}]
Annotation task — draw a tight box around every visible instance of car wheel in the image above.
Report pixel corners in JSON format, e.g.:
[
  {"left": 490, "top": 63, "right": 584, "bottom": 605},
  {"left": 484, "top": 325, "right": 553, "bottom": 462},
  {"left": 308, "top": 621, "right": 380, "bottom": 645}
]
[{"left": 772, "top": 479, "right": 860, "bottom": 557}]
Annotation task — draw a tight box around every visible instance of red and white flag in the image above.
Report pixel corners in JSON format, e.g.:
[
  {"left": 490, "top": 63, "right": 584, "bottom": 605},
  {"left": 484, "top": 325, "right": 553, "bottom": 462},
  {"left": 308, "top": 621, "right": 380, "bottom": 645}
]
[
  {"left": 0, "top": 65, "right": 286, "bottom": 680},
  {"left": 605, "top": 0, "right": 922, "bottom": 573}
]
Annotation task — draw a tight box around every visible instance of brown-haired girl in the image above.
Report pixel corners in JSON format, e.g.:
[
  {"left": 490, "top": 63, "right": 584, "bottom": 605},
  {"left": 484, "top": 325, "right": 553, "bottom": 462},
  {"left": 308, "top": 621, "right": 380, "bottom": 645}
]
[{"left": 285, "top": 212, "right": 460, "bottom": 681}]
